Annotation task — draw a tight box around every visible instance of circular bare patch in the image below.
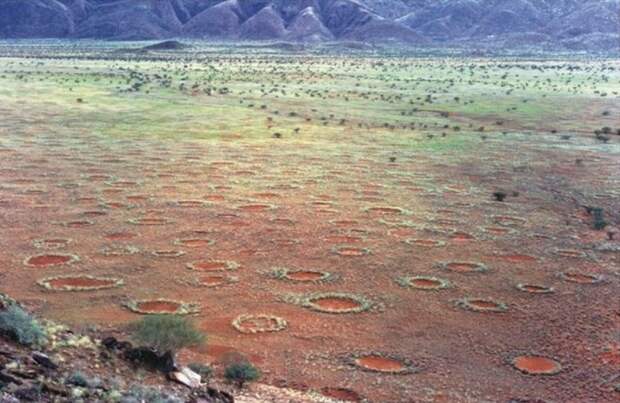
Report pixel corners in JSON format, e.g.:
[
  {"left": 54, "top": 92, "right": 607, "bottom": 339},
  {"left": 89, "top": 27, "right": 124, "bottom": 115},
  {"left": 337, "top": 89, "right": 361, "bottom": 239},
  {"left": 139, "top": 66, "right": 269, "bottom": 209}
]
[
  {"left": 498, "top": 254, "right": 537, "bottom": 263},
  {"left": 82, "top": 210, "right": 108, "bottom": 218},
  {"left": 347, "top": 353, "right": 417, "bottom": 374},
  {"left": 405, "top": 238, "right": 446, "bottom": 248},
  {"left": 481, "top": 226, "right": 518, "bottom": 237},
  {"left": 436, "top": 261, "right": 488, "bottom": 274},
  {"left": 492, "top": 215, "right": 527, "bottom": 227},
  {"left": 298, "top": 293, "right": 373, "bottom": 314},
  {"left": 196, "top": 274, "right": 237, "bottom": 287},
  {"left": 516, "top": 284, "right": 554, "bottom": 294},
  {"left": 104, "top": 232, "right": 137, "bottom": 241},
  {"left": 271, "top": 218, "right": 295, "bottom": 226},
  {"left": 232, "top": 314, "right": 287, "bottom": 334},
  {"left": 321, "top": 388, "right": 361, "bottom": 402},
  {"left": 152, "top": 250, "right": 186, "bottom": 258},
  {"left": 450, "top": 231, "right": 476, "bottom": 242},
  {"left": 128, "top": 217, "right": 173, "bottom": 226},
  {"left": 61, "top": 220, "right": 95, "bottom": 228},
  {"left": 124, "top": 299, "right": 199, "bottom": 315},
  {"left": 24, "top": 253, "right": 79, "bottom": 268},
  {"left": 32, "top": 238, "right": 72, "bottom": 250},
  {"left": 174, "top": 238, "right": 215, "bottom": 248},
  {"left": 333, "top": 246, "right": 371, "bottom": 257},
  {"left": 330, "top": 219, "right": 359, "bottom": 227},
  {"left": 38, "top": 275, "right": 123, "bottom": 291},
  {"left": 355, "top": 355, "right": 406, "bottom": 373},
  {"left": 99, "top": 245, "right": 140, "bottom": 256},
  {"left": 267, "top": 267, "right": 336, "bottom": 284},
  {"left": 512, "top": 356, "right": 562, "bottom": 375},
  {"left": 554, "top": 249, "right": 586, "bottom": 259},
  {"left": 237, "top": 203, "right": 275, "bottom": 212},
  {"left": 174, "top": 200, "right": 208, "bottom": 208},
  {"left": 455, "top": 298, "right": 508, "bottom": 313},
  {"left": 324, "top": 235, "right": 364, "bottom": 244},
  {"left": 396, "top": 276, "right": 450, "bottom": 291},
  {"left": 187, "top": 260, "right": 239, "bottom": 272},
  {"left": 365, "top": 206, "right": 408, "bottom": 215},
  {"left": 559, "top": 271, "right": 603, "bottom": 284}
]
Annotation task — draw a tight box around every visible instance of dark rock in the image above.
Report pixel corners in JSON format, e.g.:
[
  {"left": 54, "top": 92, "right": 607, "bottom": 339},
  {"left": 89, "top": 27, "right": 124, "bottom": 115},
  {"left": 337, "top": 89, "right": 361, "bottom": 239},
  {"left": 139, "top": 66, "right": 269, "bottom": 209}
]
[
  {"left": 159, "top": 350, "right": 177, "bottom": 373},
  {"left": 7, "top": 368, "right": 39, "bottom": 380},
  {"left": 41, "top": 381, "right": 68, "bottom": 396},
  {"left": 101, "top": 336, "right": 119, "bottom": 350},
  {"left": 13, "top": 386, "right": 40, "bottom": 402},
  {"left": 190, "top": 386, "right": 234, "bottom": 403},
  {"left": 0, "top": 371, "right": 22, "bottom": 386},
  {"left": 31, "top": 352, "right": 58, "bottom": 370},
  {"left": 123, "top": 347, "right": 175, "bottom": 373},
  {"left": 117, "top": 341, "right": 133, "bottom": 351}
]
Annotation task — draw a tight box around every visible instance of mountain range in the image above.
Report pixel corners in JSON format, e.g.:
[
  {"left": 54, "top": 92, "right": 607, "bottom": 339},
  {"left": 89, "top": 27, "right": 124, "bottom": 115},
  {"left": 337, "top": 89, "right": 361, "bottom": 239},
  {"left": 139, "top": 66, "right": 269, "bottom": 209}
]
[{"left": 1, "top": 0, "right": 618, "bottom": 51}]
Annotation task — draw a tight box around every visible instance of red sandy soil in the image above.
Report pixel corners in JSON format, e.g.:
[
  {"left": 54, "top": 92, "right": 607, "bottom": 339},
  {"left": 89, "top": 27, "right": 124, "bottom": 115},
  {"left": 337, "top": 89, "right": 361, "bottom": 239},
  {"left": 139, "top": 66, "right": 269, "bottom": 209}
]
[
  {"left": 0, "top": 126, "right": 619, "bottom": 402},
  {"left": 47, "top": 277, "right": 117, "bottom": 289}
]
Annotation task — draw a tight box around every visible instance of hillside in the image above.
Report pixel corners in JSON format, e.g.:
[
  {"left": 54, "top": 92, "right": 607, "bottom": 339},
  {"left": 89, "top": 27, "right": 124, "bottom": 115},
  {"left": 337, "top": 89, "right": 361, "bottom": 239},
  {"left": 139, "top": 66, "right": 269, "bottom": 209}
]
[{"left": 0, "top": 1, "right": 618, "bottom": 53}]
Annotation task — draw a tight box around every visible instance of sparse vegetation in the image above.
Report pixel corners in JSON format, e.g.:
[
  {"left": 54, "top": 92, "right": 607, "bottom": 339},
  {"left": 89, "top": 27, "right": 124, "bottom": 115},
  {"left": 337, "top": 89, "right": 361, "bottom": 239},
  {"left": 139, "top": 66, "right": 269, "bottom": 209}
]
[
  {"left": 592, "top": 208, "right": 607, "bottom": 230},
  {"left": 130, "top": 315, "right": 205, "bottom": 354},
  {"left": 0, "top": 305, "right": 47, "bottom": 347},
  {"left": 224, "top": 361, "right": 261, "bottom": 388}
]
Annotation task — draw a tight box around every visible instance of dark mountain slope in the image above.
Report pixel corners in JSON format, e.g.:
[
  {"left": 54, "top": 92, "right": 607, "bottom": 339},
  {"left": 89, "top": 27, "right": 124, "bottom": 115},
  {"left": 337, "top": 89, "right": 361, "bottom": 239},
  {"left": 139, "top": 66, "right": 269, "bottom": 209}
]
[
  {"left": 0, "top": 0, "right": 74, "bottom": 38},
  {"left": 0, "top": 0, "right": 617, "bottom": 51}
]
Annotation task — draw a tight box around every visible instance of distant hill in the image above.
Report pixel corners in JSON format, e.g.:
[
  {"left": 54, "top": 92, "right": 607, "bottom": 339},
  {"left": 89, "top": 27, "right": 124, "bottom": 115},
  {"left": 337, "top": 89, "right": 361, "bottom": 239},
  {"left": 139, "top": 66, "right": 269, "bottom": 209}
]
[{"left": 0, "top": 0, "right": 618, "bottom": 51}]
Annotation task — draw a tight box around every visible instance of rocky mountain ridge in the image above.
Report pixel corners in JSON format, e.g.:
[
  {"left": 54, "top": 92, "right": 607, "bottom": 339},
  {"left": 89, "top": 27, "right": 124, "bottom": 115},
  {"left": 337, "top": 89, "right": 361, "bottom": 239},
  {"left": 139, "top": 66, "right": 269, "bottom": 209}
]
[{"left": 0, "top": 1, "right": 618, "bottom": 51}]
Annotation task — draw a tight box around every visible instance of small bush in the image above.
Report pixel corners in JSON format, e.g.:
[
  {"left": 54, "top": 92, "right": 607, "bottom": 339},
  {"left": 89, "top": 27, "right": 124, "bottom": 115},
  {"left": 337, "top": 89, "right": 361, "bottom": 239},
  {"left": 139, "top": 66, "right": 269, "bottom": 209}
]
[
  {"left": 592, "top": 208, "right": 607, "bottom": 230},
  {"left": 224, "top": 361, "right": 260, "bottom": 388},
  {"left": 130, "top": 315, "right": 205, "bottom": 354},
  {"left": 66, "top": 371, "right": 89, "bottom": 387},
  {"left": 0, "top": 305, "right": 47, "bottom": 347}
]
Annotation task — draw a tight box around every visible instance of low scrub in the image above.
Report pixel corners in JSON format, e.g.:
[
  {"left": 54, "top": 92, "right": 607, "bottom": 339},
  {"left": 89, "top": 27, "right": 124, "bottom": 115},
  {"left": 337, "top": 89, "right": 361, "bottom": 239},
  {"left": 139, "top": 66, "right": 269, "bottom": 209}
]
[
  {"left": 0, "top": 305, "right": 47, "bottom": 347},
  {"left": 130, "top": 315, "right": 205, "bottom": 354},
  {"left": 224, "top": 361, "right": 260, "bottom": 388}
]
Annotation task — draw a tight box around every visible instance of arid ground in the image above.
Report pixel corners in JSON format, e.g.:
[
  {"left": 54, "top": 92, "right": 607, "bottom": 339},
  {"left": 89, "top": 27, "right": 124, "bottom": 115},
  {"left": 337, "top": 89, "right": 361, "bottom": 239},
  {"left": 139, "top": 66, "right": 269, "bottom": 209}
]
[{"left": 0, "top": 42, "right": 619, "bottom": 402}]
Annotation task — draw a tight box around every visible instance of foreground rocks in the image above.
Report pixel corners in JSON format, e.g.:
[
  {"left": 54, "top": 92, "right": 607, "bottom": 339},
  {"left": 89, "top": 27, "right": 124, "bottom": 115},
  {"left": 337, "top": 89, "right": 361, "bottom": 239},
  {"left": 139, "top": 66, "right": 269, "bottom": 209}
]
[{"left": 0, "top": 293, "right": 334, "bottom": 403}]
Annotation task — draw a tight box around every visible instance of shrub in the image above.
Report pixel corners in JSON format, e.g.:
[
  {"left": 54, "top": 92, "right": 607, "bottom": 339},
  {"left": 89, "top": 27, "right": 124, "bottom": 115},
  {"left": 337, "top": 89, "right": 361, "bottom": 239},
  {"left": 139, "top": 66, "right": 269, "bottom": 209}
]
[
  {"left": 592, "top": 208, "right": 607, "bottom": 230},
  {"left": 493, "top": 191, "right": 507, "bottom": 202},
  {"left": 130, "top": 315, "right": 205, "bottom": 354},
  {"left": 0, "top": 305, "right": 47, "bottom": 347},
  {"left": 66, "top": 371, "right": 89, "bottom": 387},
  {"left": 224, "top": 361, "right": 260, "bottom": 388}
]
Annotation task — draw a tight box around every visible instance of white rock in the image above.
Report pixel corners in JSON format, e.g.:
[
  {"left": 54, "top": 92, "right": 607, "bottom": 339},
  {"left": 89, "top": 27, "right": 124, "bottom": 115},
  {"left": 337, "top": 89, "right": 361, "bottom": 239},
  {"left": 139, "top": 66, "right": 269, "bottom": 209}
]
[{"left": 169, "top": 367, "right": 201, "bottom": 388}]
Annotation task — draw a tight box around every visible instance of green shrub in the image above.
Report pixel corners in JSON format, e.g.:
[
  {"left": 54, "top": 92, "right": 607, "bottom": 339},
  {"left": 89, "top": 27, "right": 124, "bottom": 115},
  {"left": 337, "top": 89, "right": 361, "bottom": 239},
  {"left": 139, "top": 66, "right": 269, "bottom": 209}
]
[
  {"left": 592, "top": 208, "right": 607, "bottom": 230},
  {"left": 0, "top": 305, "right": 47, "bottom": 347},
  {"left": 224, "top": 361, "right": 260, "bottom": 388},
  {"left": 66, "top": 371, "right": 88, "bottom": 387},
  {"left": 130, "top": 315, "right": 205, "bottom": 353}
]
